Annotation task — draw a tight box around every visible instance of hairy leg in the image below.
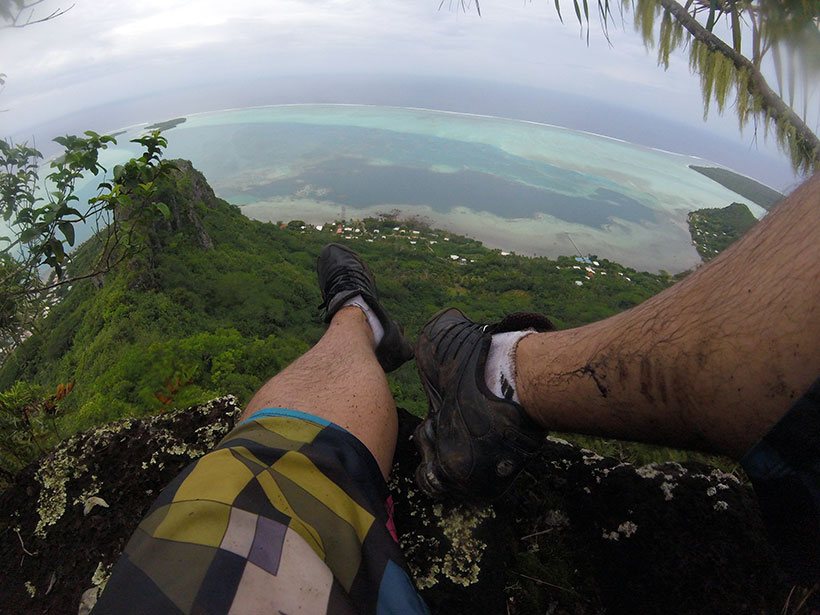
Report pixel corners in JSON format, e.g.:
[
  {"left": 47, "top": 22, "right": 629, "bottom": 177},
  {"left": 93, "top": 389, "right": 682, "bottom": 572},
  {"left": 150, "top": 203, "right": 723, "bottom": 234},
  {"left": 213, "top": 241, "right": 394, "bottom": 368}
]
[
  {"left": 517, "top": 172, "right": 819, "bottom": 458},
  {"left": 243, "top": 307, "right": 397, "bottom": 477}
]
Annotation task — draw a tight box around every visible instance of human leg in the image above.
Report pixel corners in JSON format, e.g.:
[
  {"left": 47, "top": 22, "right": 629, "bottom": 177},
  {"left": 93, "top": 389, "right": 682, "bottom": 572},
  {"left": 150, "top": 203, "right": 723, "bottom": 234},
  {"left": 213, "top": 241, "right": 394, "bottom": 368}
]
[
  {"left": 516, "top": 172, "right": 819, "bottom": 458},
  {"left": 413, "top": 173, "right": 818, "bottom": 501},
  {"left": 94, "top": 245, "right": 427, "bottom": 615},
  {"left": 244, "top": 241, "right": 413, "bottom": 478},
  {"left": 243, "top": 306, "right": 398, "bottom": 478}
]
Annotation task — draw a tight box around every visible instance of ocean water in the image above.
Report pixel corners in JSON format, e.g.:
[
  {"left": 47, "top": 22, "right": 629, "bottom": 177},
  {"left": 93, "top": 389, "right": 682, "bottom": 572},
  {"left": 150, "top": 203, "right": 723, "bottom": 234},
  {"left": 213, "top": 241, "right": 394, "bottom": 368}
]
[{"left": 75, "top": 105, "right": 766, "bottom": 272}]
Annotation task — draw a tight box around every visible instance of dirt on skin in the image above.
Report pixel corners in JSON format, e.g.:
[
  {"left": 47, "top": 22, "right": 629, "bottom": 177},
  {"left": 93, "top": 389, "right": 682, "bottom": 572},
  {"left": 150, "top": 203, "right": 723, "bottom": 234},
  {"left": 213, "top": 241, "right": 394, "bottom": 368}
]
[{"left": 0, "top": 401, "right": 802, "bottom": 614}]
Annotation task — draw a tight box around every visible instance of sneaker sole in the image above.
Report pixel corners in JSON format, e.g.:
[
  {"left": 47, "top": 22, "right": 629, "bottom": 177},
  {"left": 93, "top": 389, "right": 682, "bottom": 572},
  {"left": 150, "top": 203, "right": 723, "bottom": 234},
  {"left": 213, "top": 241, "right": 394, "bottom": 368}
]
[
  {"left": 413, "top": 308, "right": 459, "bottom": 497},
  {"left": 414, "top": 419, "right": 446, "bottom": 496}
]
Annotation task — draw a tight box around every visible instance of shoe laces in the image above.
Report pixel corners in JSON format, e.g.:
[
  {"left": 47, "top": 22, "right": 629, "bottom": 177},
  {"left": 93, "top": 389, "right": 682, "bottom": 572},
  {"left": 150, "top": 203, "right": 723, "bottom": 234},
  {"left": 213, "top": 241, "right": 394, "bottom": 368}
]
[
  {"left": 318, "top": 268, "right": 374, "bottom": 309},
  {"left": 436, "top": 320, "right": 485, "bottom": 362},
  {"left": 433, "top": 313, "right": 553, "bottom": 361}
]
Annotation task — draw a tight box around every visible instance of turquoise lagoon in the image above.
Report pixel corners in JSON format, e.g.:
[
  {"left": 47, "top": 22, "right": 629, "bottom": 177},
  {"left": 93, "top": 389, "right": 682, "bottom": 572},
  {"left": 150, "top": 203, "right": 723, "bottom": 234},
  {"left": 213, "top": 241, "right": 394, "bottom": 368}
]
[{"left": 82, "top": 105, "right": 767, "bottom": 273}]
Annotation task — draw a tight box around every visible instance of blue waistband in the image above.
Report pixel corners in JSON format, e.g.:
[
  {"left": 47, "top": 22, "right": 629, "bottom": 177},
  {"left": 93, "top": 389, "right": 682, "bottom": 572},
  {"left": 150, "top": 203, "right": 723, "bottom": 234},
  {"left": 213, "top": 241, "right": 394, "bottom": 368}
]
[{"left": 241, "top": 407, "right": 339, "bottom": 430}]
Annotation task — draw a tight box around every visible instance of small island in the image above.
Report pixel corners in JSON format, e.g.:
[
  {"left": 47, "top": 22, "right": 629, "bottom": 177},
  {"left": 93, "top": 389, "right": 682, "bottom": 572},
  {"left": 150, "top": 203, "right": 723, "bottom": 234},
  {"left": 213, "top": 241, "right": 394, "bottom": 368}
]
[
  {"left": 689, "top": 165, "right": 784, "bottom": 210},
  {"left": 688, "top": 202, "right": 758, "bottom": 260},
  {"left": 145, "top": 117, "right": 187, "bottom": 131}
]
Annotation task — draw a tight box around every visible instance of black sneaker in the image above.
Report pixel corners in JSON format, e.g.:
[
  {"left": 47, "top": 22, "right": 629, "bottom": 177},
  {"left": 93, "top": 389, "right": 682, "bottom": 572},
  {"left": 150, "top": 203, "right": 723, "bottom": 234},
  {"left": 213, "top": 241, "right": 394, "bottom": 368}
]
[
  {"left": 317, "top": 243, "right": 413, "bottom": 372},
  {"left": 414, "top": 308, "right": 555, "bottom": 500}
]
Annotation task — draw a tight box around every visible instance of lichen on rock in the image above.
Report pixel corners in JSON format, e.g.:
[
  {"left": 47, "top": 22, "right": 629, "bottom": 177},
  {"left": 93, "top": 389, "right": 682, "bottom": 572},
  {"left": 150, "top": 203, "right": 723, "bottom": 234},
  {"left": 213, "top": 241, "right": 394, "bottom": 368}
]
[
  {"left": 434, "top": 503, "right": 495, "bottom": 588},
  {"left": 0, "top": 399, "right": 802, "bottom": 614},
  {"left": 390, "top": 461, "right": 496, "bottom": 590},
  {"left": 1, "top": 396, "right": 241, "bottom": 614},
  {"left": 34, "top": 446, "right": 87, "bottom": 538}
]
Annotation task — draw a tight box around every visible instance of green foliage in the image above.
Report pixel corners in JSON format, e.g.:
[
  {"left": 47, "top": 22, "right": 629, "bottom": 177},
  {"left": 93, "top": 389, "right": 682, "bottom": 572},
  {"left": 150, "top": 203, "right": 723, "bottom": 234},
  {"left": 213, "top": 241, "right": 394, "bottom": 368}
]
[
  {"left": 657, "top": 10, "right": 673, "bottom": 68},
  {"left": 0, "top": 130, "right": 173, "bottom": 277},
  {"left": 650, "top": 6, "right": 818, "bottom": 173},
  {"left": 0, "top": 380, "right": 64, "bottom": 483},
  {"left": 687, "top": 202, "right": 758, "bottom": 260},
  {"left": 0, "top": 162, "right": 676, "bottom": 456},
  {"left": 88, "top": 131, "right": 178, "bottom": 234},
  {"left": 500, "top": 0, "right": 820, "bottom": 172},
  {"left": 2, "top": 131, "right": 113, "bottom": 275},
  {"left": 0, "top": 253, "right": 41, "bottom": 355},
  {"left": 634, "top": 0, "right": 657, "bottom": 46},
  {"left": 0, "top": 130, "right": 177, "bottom": 361},
  {"left": 712, "top": 52, "right": 734, "bottom": 114},
  {"left": 0, "top": 139, "right": 41, "bottom": 230}
]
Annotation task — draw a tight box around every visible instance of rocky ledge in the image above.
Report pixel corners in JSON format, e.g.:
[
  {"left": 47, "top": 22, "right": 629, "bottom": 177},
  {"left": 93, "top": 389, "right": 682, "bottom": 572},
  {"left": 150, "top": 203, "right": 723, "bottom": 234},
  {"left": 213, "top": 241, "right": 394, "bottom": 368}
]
[{"left": 0, "top": 399, "right": 804, "bottom": 614}]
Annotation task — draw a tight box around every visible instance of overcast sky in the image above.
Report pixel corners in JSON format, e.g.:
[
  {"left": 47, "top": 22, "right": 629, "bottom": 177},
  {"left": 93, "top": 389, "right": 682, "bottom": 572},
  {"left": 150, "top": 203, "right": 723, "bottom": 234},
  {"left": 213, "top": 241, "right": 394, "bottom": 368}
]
[{"left": 0, "top": 0, "right": 813, "bottom": 188}]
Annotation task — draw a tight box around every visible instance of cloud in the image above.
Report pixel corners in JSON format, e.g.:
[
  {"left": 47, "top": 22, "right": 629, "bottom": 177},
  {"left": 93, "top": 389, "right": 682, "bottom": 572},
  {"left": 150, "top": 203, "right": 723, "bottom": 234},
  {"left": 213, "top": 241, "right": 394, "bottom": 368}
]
[{"left": 0, "top": 0, "right": 800, "bottom": 187}]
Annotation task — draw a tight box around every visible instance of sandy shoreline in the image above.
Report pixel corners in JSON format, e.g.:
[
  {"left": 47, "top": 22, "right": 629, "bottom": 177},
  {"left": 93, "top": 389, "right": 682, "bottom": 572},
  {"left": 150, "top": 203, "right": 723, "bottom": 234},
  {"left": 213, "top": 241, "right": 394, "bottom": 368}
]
[{"left": 240, "top": 198, "right": 702, "bottom": 273}]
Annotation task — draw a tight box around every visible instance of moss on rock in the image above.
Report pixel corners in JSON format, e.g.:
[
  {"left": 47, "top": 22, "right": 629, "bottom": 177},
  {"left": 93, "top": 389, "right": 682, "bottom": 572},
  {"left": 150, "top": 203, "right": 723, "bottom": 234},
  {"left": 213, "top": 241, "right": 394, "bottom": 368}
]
[{"left": 0, "top": 399, "right": 804, "bottom": 614}]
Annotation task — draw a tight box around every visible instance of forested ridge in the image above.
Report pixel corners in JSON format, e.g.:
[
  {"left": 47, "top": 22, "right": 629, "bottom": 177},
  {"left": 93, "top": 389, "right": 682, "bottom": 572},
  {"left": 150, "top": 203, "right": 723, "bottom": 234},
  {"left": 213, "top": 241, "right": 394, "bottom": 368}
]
[{"left": 0, "top": 160, "right": 675, "bottom": 467}]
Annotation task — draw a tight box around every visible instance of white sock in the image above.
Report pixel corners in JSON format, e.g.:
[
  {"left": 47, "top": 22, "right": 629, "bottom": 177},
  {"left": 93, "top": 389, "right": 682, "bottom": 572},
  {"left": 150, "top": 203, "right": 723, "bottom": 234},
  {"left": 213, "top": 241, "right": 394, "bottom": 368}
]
[
  {"left": 485, "top": 330, "right": 534, "bottom": 403},
  {"left": 343, "top": 295, "right": 384, "bottom": 346}
]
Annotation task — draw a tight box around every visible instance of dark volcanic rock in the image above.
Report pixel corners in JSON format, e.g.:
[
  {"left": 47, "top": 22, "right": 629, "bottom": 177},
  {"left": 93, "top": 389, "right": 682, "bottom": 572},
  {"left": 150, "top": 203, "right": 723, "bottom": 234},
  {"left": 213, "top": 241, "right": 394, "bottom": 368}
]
[
  {"left": 392, "top": 411, "right": 791, "bottom": 614},
  {"left": 0, "top": 397, "right": 241, "bottom": 614},
  {"left": 503, "top": 437, "right": 786, "bottom": 614},
  {"left": 0, "top": 401, "right": 799, "bottom": 614}
]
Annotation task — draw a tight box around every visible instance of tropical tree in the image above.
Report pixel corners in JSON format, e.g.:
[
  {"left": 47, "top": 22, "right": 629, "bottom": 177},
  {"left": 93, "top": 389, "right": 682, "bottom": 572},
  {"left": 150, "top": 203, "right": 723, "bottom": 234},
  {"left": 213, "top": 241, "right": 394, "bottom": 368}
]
[
  {"left": 0, "top": 132, "right": 176, "bottom": 361},
  {"left": 472, "top": 0, "right": 820, "bottom": 173},
  {"left": 638, "top": 0, "right": 818, "bottom": 172},
  {"left": 0, "top": 2, "right": 180, "bottom": 362},
  {"left": 0, "top": 0, "right": 72, "bottom": 29}
]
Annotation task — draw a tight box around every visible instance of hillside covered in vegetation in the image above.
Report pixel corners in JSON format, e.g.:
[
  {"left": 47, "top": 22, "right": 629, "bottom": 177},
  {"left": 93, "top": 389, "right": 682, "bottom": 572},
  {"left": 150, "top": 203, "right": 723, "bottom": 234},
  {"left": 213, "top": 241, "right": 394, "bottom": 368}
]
[
  {"left": 0, "top": 159, "right": 672, "bottom": 466},
  {"left": 687, "top": 202, "right": 759, "bottom": 261}
]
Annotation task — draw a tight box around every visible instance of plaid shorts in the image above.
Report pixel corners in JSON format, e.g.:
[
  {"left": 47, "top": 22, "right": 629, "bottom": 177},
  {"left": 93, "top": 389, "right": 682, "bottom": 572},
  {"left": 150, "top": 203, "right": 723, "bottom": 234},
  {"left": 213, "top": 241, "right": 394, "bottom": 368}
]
[{"left": 93, "top": 408, "right": 429, "bottom": 614}]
